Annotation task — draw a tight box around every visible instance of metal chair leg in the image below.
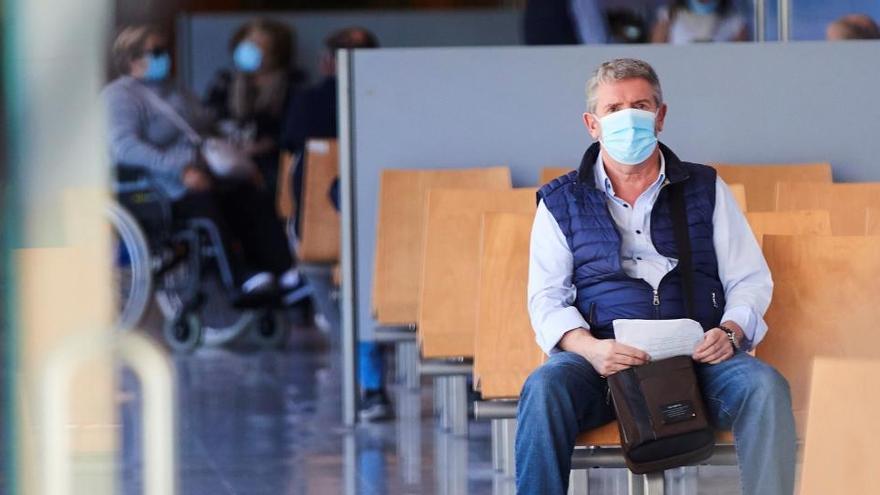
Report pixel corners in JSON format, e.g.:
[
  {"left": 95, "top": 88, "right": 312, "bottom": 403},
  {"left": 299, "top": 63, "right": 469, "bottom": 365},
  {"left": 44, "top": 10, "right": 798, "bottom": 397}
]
[
  {"left": 501, "top": 418, "right": 517, "bottom": 477},
  {"left": 447, "top": 375, "right": 468, "bottom": 436},
  {"left": 568, "top": 469, "right": 589, "bottom": 495}
]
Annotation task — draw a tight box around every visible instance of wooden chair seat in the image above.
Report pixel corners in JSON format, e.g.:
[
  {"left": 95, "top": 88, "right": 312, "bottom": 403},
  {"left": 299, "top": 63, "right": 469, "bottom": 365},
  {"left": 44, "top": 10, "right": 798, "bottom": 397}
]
[
  {"left": 575, "top": 423, "right": 734, "bottom": 447},
  {"left": 712, "top": 162, "right": 832, "bottom": 212},
  {"left": 372, "top": 166, "right": 511, "bottom": 325}
]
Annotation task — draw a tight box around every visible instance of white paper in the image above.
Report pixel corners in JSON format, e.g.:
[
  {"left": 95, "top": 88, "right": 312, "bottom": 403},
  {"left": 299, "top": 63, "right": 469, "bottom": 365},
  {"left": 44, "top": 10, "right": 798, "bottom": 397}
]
[{"left": 612, "top": 318, "right": 705, "bottom": 361}]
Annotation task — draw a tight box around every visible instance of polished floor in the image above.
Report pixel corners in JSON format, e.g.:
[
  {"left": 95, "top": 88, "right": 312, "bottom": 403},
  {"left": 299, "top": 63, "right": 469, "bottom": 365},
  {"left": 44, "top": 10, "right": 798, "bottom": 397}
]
[{"left": 117, "top": 316, "right": 743, "bottom": 495}]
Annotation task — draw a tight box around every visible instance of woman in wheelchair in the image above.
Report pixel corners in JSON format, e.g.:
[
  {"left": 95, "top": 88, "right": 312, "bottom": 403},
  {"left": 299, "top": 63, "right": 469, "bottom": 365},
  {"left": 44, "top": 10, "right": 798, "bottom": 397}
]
[{"left": 103, "top": 25, "right": 310, "bottom": 329}]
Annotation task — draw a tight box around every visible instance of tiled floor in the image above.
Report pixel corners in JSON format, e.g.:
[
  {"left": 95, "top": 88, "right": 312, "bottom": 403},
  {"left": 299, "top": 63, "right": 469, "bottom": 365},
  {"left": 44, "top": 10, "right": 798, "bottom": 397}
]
[{"left": 117, "top": 319, "right": 742, "bottom": 495}]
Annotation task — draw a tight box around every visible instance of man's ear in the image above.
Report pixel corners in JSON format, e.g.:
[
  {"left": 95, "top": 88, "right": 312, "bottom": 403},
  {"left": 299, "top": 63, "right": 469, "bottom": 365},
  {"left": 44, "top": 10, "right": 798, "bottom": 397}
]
[
  {"left": 583, "top": 112, "right": 601, "bottom": 140},
  {"left": 655, "top": 104, "right": 668, "bottom": 134}
]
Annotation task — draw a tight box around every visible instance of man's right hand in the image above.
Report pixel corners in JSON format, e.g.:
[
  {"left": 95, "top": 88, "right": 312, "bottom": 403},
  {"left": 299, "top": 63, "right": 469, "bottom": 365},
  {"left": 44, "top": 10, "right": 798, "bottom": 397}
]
[
  {"left": 182, "top": 166, "right": 212, "bottom": 192},
  {"left": 559, "top": 328, "right": 650, "bottom": 376}
]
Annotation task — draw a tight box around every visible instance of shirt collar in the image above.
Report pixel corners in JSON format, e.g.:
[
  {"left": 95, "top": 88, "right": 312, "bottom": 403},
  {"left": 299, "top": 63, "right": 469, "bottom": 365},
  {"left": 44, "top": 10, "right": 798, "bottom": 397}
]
[{"left": 594, "top": 151, "right": 667, "bottom": 200}]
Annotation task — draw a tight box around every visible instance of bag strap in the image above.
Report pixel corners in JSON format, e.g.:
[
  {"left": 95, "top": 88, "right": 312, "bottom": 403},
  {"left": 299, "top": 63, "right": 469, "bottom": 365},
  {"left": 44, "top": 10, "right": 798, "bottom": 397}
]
[
  {"left": 669, "top": 181, "right": 695, "bottom": 318},
  {"left": 132, "top": 79, "right": 203, "bottom": 145}
]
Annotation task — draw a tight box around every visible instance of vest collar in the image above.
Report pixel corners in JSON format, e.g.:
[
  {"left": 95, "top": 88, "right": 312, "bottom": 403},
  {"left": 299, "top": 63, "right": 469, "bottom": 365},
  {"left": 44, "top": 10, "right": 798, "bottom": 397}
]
[{"left": 576, "top": 142, "right": 690, "bottom": 188}]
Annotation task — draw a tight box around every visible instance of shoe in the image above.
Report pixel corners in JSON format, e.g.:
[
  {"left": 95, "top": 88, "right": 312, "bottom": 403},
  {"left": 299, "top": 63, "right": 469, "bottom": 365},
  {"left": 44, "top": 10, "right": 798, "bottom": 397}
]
[
  {"left": 279, "top": 269, "right": 313, "bottom": 306},
  {"left": 233, "top": 271, "right": 277, "bottom": 308},
  {"left": 359, "top": 390, "right": 393, "bottom": 422}
]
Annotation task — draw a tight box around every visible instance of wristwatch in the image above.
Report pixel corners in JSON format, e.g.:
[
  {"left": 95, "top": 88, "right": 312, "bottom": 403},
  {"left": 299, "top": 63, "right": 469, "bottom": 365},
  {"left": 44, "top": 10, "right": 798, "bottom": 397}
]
[{"left": 719, "top": 325, "right": 740, "bottom": 350}]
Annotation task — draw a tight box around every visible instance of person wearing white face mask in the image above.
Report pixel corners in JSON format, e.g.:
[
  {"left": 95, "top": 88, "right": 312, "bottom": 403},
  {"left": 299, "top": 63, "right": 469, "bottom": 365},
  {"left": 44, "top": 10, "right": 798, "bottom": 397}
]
[
  {"left": 651, "top": 0, "right": 748, "bottom": 44},
  {"left": 515, "top": 58, "right": 795, "bottom": 495}
]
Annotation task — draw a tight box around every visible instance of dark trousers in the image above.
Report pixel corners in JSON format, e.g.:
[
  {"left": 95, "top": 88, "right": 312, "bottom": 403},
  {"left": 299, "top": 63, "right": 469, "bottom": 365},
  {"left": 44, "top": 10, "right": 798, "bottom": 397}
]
[{"left": 172, "top": 182, "right": 293, "bottom": 284}]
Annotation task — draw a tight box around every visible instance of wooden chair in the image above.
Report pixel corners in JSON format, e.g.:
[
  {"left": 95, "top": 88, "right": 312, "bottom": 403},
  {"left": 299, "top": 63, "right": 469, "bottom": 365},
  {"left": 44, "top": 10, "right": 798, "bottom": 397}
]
[
  {"left": 418, "top": 189, "right": 537, "bottom": 359},
  {"left": 276, "top": 150, "right": 296, "bottom": 220},
  {"left": 473, "top": 212, "right": 544, "bottom": 399},
  {"left": 298, "top": 139, "right": 340, "bottom": 263},
  {"left": 799, "top": 357, "right": 880, "bottom": 494},
  {"left": 539, "top": 166, "right": 573, "bottom": 185},
  {"left": 866, "top": 208, "right": 880, "bottom": 234},
  {"left": 711, "top": 162, "right": 832, "bottom": 212},
  {"left": 372, "top": 166, "right": 511, "bottom": 325},
  {"left": 745, "top": 210, "right": 832, "bottom": 246},
  {"left": 758, "top": 235, "right": 880, "bottom": 437},
  {"left": 776, "top": 183, "right": 880, "bottom": 235}
]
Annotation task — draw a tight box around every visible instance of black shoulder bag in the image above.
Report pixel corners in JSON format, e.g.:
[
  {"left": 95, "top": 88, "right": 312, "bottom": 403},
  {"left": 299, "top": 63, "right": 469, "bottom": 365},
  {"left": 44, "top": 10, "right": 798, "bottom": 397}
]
[{"left": 606, "top": 181, "right": 715, "bottom": 474}]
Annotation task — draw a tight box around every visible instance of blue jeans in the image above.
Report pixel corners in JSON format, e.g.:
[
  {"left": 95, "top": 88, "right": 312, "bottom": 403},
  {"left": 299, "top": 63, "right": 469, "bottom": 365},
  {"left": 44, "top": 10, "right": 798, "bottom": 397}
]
[
  {"left": 515, "top": 351, "right": 796, "bottom": 495},
  {"left": 359, "top": 341, "right": 384, "bottom": 392}
]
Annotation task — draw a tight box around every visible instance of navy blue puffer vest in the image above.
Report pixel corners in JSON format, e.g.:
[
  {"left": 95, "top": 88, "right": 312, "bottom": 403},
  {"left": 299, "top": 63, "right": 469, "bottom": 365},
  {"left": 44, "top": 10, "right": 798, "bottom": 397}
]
[{"left": 538, "top": 142, "right": 725, "bottom": 339}]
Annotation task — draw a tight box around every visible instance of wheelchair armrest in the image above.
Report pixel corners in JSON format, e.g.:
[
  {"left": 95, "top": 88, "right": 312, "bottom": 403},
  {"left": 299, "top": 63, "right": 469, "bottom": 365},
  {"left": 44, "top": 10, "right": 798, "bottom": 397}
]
[{"left": 113, "top": 164, "right": 174, "bottom": 230}]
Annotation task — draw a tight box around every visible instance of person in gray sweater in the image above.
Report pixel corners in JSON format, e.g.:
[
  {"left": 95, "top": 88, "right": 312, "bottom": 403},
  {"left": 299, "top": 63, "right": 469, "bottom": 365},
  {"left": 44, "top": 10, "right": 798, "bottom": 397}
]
[{"left": 103, "top": 25, "right": 310, "bottom": 306}]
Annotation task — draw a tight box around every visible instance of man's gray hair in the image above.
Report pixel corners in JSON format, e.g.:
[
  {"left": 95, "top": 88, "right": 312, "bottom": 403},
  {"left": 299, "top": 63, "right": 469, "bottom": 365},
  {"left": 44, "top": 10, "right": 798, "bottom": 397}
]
[{"left": 586, "top": 58, "right": 663, "bottom": 114}]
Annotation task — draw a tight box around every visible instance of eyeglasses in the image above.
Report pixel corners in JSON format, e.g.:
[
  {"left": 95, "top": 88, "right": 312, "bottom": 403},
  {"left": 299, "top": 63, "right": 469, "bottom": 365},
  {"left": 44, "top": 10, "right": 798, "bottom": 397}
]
[{"left": 147, "top": 47, "right": 168, "bottom": 57}]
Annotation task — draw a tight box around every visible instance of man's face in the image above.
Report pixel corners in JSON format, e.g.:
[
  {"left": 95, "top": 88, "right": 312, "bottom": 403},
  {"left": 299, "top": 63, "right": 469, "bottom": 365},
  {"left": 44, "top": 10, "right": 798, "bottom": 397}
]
[{"left": 583, "top": 77, "right": 667, "bottom": 141}]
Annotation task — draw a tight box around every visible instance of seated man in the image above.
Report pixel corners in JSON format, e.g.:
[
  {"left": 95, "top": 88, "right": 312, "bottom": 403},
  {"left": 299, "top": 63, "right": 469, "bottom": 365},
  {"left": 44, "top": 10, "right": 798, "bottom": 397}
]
[{"left": 516, "top": 58, "right": 795, "bottom": 495}]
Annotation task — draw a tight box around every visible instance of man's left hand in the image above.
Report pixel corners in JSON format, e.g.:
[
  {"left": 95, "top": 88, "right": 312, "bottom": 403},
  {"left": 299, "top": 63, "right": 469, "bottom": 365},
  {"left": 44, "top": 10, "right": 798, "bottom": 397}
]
[{"left": 693, "top": 328, "right": 735, "bottom": 364}]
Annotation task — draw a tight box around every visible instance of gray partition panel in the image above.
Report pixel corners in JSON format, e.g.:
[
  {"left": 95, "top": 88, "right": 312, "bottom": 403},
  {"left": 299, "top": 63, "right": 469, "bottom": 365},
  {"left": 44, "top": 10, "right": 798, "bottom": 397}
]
[
  {"left": 347, "top": 41, "right": 880, "bottom": 344},
  {"left": 179, "top": 9, "right": 521, "bottom": 97}
]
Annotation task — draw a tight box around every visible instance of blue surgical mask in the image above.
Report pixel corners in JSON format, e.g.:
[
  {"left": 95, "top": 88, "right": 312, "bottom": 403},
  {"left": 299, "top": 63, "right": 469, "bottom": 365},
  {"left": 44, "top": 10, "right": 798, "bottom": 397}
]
[
  {"left": 233, "top": 41, "right": 263, "bottom": 73},
  {"left": 688, "top": 0, "right": 720, "bottom": 15},
  {"left": 143, "top": 52, "right": 170, "bottom": 81},
  {"left": 598, "top": 108, "right": 658, "bottom": 166}
]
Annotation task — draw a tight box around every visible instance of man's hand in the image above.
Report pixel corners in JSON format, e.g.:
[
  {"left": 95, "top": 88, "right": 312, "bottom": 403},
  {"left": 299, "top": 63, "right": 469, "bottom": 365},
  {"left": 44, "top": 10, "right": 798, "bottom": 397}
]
[
  {"left": 560, "top": 328, "right": 650, "bottom": 376},
  {"left": 182, "top": 166, "right": 213, "bottom": 192},
  {"left": 693, "top": 326, "right": 737, "bottom": 364}
]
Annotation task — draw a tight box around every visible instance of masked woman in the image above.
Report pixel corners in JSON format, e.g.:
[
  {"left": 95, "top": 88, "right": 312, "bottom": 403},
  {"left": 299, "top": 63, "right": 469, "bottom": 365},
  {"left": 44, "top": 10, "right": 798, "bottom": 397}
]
[
  {"left": 204, "top": 19, "right": 303, "bottom": 194},
  {"left": 102, "top": 25, "right": 310, "bottom": 306}
]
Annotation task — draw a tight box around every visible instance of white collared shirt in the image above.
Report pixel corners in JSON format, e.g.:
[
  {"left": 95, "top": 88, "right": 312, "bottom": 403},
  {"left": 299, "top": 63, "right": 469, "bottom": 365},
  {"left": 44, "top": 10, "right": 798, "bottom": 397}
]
[{"left": 528, "top": 152, "right": 773, "bottom": 355}]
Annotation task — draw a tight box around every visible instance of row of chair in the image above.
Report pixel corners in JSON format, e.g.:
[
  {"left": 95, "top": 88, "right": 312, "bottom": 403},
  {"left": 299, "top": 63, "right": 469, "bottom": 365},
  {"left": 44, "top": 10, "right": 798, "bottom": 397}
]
[
  {"left": 368, "top": 161, "right": 880, "bottom": 493},
  {"left": 290, "top": 143, "right": 880, "bottom": 493}
]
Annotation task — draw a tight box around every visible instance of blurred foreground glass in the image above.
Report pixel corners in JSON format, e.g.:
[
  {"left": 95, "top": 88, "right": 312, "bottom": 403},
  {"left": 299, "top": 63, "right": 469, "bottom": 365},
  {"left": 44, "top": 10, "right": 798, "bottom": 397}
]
[{"left": 3, "top": 1, "right": 175, "bottom": 494}]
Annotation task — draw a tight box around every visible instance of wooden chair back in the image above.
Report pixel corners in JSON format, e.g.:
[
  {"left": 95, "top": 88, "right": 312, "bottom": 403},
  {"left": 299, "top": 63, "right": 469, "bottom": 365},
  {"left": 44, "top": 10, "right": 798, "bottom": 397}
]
[
  {"left": 539, "top": 167, "right": 573, "bottom": 185},
  {"left": 419, "top": 189, "right": 537, "bottom": 358},
  {"left": 712, "top": 162, "right": 832, "bottom": 212},
  {"left": 758, "top": 235, "right": 880, "bottom": 436},
  {"left": 372, "top": 166, "right": 511, "bottom": 324},
  {"left": 746, "top": 210, "right": 831, "bottom": 246},
  {"left": 298, "top": 139, "right": 340, "bottom": 263},
  {"left": 799, "top": 358, "right": 880, "bottom": 494},
  {"left": 776, "top": 183, "right": 880, "bottom": 234}
]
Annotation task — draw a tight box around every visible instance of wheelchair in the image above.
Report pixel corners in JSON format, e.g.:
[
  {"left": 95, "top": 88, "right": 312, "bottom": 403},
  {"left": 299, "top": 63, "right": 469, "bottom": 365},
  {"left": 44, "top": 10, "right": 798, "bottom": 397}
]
[{"left": 109, "top": 165, "right": 289, "bottom": 352}]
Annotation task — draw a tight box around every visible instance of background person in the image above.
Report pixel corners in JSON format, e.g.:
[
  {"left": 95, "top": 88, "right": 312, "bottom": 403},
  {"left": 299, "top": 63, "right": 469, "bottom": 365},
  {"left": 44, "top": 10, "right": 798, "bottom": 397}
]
[
  {"left": 204, "top": 19, "right": 303, "bottom": 194},
  {"left": 826, "top": 13, "right": 880, "bottom": 40},
  {"left": 651, "top": 0, "right": 748, "bottom": 44},
  {"left": 103, "top": 25, "right": 310, "bottom": 306}
]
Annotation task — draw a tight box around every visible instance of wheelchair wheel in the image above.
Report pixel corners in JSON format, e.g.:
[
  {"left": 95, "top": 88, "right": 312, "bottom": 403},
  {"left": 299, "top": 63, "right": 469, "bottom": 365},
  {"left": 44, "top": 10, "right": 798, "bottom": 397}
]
[
  {"left": 252, "top": 311, "right": 290, "bottom": 350},
  {"left": 163, "top": 312, "right": 202, "bottom": 353},
  {"left": 155, "top": 268, "right": 256, "bottom": 349},
  {"left": 107, "top": 202, "right": 153, "bottom": 331}
]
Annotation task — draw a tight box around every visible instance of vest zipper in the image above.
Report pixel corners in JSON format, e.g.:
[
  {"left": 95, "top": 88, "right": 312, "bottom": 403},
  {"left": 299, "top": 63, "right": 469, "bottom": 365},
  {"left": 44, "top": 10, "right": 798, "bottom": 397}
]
[{"left": 652, "top": 289, "right": 660, "bottom": 318}]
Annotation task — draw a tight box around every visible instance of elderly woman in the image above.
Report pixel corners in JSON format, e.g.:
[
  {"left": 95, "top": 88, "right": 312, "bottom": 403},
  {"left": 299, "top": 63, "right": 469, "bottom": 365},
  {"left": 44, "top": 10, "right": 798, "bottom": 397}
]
[
  {"left": 102, "top": 25, "right": 309, "bottom": 306},
  {"left": 204, "top": 19, "right": 303, "bottom": 193}
]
